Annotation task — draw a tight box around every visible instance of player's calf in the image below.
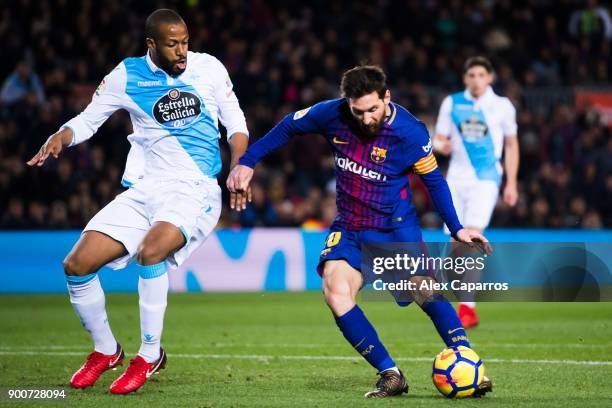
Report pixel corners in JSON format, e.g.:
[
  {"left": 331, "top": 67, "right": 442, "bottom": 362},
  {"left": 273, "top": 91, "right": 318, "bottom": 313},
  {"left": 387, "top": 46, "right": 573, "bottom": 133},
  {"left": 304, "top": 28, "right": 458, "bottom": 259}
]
[{"left": 409, "top": 277, "right": 471, "bottom": 349}]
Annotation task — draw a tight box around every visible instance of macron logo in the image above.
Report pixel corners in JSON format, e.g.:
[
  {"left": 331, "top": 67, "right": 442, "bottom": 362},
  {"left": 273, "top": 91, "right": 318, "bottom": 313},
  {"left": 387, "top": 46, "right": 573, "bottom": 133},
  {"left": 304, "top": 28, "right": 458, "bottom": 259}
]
[
  {"left": 137, "top": 80, "right": 162, "bottom": 87},
  {"left": 422, "top": 139, "right": 432, "bottom": 154}
]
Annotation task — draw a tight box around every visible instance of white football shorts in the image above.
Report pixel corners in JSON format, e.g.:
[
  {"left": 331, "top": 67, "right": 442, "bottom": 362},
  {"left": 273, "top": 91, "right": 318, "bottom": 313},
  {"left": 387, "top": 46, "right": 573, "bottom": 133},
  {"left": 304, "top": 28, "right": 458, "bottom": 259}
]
[
  {"left": 444, "top": 179, "right": 499, "bottom": 232},
  {"left": 83, "top": 176, "right": 221, "bottom": 269}
]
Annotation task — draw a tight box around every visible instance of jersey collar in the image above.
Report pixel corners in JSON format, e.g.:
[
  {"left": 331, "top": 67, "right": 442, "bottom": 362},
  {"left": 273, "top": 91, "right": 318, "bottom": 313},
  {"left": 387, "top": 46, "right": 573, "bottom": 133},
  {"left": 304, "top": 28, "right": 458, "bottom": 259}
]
[
  {"left": 146, "top": 50, "right": 164, "bottom": 74},
  {"left": 463, "top": 86, "right": 494, "bottom": 103},
  {"left": 383, "top": 102, "right": 397, "bottom": 127}
]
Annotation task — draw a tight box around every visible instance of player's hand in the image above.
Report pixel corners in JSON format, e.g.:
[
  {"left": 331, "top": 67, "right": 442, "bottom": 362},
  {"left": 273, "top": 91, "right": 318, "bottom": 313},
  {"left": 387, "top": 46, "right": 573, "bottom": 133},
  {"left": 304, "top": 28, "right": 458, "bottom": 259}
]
[
  {"left": 226, "top": 164, "right": 254, "bottom": 211},
  {"left": 503, "top": 182, "right": 518, "bottom": 207},
  {"left": 27, "top": 128, "right": 72, "bottom": 167},
  {"left": 433, "top": 135, "right": 452, "bottom": 156},
  {"left": 455, "top": 229, "right": 493, "bottom": 255}
]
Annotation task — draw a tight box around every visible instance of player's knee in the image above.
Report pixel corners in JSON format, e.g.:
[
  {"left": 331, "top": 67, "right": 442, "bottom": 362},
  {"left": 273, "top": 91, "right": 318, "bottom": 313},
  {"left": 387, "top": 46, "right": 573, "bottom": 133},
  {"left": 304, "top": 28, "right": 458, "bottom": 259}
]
[
  {"left": 408, "top": 276, "right": 438, "bottom": 306},
  {"left": 63, "top": 254, "right": 94, "bottom": 277},
  {"left": 136, "top": 242, "right": 166, "bottom": 265}
]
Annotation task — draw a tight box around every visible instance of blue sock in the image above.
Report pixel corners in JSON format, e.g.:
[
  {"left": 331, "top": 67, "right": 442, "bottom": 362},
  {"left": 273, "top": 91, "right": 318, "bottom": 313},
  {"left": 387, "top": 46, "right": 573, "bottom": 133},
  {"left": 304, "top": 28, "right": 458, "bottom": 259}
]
[
  {"left": 421, "top": 295, "right": 471, "bottom": 348},
  {"left": 335, "top": 305, "right": 396, "bottom": 372}
]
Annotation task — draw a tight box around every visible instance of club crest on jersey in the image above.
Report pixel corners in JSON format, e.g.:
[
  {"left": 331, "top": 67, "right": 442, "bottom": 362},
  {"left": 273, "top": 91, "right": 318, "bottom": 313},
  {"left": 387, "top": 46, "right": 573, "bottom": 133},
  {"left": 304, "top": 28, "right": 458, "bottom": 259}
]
[
  {"left": 153, "top": 88, "right": 202, "bottom": 128},
  {"left": 293, "top": 106, "right": 311, "bottom": 120},
  {"left": 370, "top": 146, "right": 387, "bottom": 163},
  {"left": 94, "top": 79, "right": 106, "bottom": 96},
  {"left": 460, "top": 116, "right": 488, "bottom": 142}
]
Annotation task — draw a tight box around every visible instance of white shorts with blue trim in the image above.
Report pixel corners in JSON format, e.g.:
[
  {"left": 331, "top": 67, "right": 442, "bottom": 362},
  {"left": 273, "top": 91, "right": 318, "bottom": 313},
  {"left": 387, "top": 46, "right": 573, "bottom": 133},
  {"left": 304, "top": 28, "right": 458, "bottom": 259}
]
[
  {"left": 83, "top": 176, "right": 221, "bottom": 270},
  {"left": 444, "top": 179, "right": 499, "bottom": 232}
]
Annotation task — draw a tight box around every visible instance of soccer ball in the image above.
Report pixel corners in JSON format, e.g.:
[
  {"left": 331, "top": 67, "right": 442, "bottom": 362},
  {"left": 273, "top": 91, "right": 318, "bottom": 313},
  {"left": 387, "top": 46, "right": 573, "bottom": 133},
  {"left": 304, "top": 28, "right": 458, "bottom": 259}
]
[{"left": 432, "top": 346, "right": 485, "bottom": 398}]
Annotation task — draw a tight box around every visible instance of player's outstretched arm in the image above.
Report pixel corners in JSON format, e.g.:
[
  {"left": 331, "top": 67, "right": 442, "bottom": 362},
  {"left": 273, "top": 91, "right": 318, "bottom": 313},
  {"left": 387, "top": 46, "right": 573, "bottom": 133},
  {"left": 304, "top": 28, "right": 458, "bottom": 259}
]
[
  {"left": 502, "top": 136, "right": 519, "bottom": 207},
  {"left": 227, "top": 103, "right": 325, "bottom": 211},
  {"left": 227, "top": 133, "right": 252, "bottom": 211},
  {"left": 26, "top": 127, "right": 74, "bottom": 167}
]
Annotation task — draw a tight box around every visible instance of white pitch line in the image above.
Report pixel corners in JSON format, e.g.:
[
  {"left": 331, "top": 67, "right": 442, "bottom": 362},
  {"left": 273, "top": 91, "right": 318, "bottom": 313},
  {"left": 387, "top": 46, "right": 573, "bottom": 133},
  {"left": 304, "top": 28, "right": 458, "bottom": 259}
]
[
  {"left": 1, "top": 342, "right": 611, "bottom": 350},
  {"left": 0, "top": 351, "right": 610, "bottom": 366}
]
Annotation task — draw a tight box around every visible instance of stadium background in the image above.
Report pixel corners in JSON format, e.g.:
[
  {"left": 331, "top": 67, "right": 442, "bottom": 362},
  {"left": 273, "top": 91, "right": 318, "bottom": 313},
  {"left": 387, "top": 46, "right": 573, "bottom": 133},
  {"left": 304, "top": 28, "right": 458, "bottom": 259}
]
[
  {"left": 1, "top": 0, "right": 610, "bottom": 293},
  {"left": 1, "top": 1, "right": 611, "bottom": 406}
]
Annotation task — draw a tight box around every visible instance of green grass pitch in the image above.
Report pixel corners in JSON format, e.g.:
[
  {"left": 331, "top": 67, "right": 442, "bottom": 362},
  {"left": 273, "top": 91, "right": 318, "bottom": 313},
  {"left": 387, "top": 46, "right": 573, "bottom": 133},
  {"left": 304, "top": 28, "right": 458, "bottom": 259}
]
[{"left": 1, "top": 292, "right": 611, "bottom": 407}]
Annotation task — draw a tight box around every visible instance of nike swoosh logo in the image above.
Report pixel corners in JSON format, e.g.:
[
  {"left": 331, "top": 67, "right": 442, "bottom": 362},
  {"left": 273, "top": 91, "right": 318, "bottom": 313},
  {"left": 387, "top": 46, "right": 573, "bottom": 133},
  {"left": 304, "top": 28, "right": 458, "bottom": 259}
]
[
  {"left": 146, "top": 351, "right": 165, "bottom": 378},
  {"left": 108, "top": 350, "right": 122, "bottom": 367},
  {"left": 354, "top": 337, "right": 366, "bottom": 349},
  {"left": 447, "top": 327, "right": 463, "bottom": 335},
  {"left": 333, "top": 137, "right": 349, "bottom": 145}
]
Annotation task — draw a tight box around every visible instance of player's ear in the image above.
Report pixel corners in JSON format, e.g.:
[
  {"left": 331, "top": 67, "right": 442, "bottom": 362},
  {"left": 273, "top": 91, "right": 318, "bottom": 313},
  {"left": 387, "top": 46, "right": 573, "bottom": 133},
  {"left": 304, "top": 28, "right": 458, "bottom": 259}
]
[
  {"left": 146, "top": 37, "right": 156, "bottom": 52},
  {"left": 384, "top": 89, "right": 391, "bottom": 104}
]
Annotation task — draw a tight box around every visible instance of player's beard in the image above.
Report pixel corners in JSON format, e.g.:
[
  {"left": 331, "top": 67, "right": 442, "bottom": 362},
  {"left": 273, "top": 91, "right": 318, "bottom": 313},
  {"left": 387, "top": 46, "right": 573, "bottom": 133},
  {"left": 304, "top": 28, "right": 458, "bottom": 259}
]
[
  {"left": 359, "top": 120, "right": 383, "bottom": 138},
  {"left": 157, "top": 54, "right": 187, "bottom": 77}
]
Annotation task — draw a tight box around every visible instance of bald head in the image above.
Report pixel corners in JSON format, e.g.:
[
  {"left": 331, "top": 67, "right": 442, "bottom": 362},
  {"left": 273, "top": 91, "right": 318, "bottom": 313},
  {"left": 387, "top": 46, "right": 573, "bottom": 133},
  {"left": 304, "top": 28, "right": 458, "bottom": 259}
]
[
  {"left": 145, "top": 9, "right": 185, "bottom": 41},
  {"left": 145, "top": 9, "right": 189, "bottom": 77}
]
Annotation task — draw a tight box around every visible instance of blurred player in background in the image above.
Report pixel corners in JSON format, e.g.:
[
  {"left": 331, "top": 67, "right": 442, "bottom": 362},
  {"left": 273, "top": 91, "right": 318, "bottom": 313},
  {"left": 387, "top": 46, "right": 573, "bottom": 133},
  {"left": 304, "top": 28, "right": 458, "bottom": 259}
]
[
  {"left": 27, "top": 9, "right": 249, "bottom": 394},
  {"left": 433, "top": 56, "right": 519, "bottom": 328},
  {"left": 228, "top": 66, "right": 492, "bottom": 398}
]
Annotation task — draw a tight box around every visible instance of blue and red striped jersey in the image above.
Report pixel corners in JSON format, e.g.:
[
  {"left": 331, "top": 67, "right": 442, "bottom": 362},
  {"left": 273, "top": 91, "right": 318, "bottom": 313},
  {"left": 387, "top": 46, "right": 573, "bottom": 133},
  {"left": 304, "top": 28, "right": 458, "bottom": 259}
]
[{"left": 239, "top": 98, "right": 463, "bottom": 234}]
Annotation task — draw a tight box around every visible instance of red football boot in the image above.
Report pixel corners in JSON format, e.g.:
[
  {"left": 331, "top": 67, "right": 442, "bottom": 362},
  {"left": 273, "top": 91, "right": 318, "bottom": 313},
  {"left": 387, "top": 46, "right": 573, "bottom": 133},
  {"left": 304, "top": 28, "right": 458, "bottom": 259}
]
[
  {"left": 70, "top": 344, "right": 125, "bottom": 388},
  {"left": 458, "top": 304, "right": 479, "bottom": 329},
  {"left": 109, "top": 348, "right": 166, "bottom": 395}
]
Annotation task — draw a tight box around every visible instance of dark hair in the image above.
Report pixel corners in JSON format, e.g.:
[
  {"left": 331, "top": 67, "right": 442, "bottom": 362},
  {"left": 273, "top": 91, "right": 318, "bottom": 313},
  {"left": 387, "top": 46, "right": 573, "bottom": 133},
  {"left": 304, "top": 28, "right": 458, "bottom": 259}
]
[
  {"left": 463, "top": 56, "right": 494, "bottom": 74},
  {"left": 340, "top": 65, "right": 387, "bottom": 99},
  {"left": 145, "top": 9, "right": 185, "bottom": 41}
]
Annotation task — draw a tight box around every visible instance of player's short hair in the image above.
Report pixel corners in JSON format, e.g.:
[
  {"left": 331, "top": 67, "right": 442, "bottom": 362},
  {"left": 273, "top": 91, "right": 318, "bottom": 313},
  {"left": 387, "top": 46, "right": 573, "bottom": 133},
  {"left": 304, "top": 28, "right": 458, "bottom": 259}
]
[
  {"left": 340, "top": 65, "right": 387, "bottom": 100},
  {"left": 463, "top": 56, "right": 494, "bottom": 74},
  {"left": 145, "top": 9, "right": 185, "bottom": 41}
]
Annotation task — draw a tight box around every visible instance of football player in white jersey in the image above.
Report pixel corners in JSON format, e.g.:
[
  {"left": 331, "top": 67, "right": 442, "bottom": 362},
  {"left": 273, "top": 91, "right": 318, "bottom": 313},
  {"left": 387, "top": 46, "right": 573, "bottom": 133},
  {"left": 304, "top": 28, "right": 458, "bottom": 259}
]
[
  {"left": 27, "top": 9, "right": 250, "bottom": 394},
  {"left": 433, "top": 56, "right": 519, "bottom": 328}
]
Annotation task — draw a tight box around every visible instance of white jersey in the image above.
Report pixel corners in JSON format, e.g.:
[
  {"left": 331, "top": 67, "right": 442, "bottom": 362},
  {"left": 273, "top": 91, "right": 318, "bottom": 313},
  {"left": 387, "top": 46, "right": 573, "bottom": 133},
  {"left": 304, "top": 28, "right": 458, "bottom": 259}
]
[
  {"left": 61, "top": 51, "right": 248, "bottom": 181},
  {"left": 435, "top": 86, "right": 517, "bottom": 186},
  {"left": 121, "top": 135, "right": 144, "bottom": 187}
]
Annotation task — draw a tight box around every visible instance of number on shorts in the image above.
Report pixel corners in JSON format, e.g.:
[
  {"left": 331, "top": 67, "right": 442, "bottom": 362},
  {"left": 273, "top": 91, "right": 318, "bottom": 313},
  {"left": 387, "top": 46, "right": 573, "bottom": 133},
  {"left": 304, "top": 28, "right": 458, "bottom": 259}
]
[{"left": 326, "top": 232, "right": 342, "bottom": 247}]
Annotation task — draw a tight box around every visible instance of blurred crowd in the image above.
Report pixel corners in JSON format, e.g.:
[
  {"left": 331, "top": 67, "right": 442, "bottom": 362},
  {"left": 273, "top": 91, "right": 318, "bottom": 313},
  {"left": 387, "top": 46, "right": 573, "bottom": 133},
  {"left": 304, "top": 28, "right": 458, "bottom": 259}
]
[{"left": 1, "top": 0, "right": 610, "bottom": 230}]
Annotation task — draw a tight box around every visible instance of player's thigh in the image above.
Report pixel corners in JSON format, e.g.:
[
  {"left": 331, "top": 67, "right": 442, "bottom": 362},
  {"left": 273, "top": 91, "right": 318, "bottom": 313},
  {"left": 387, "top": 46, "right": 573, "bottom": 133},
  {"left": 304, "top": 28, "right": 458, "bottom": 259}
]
[
  {"left": 64, "top": 231, "right": 128, "bottom": 276},
  {"left": 321, "top": 259, "right": 364, "bottom": 300},
  {"left": 142, "top": 179, "right": 214, "bottom": 264},
  {"left": 137, "top": 221, "right": 186, "bottom": 264},
  {"left": 464, "top": 181, "right": 499, "bottom": 230}
]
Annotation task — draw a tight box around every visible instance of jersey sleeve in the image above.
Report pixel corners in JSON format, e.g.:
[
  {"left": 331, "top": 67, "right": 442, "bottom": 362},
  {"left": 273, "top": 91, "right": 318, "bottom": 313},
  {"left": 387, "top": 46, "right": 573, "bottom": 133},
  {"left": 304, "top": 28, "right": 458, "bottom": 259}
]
[
  {"left": 238, "top": 100, "right": 329, "bottom": 168},
  {"left": 434, "top": 95, "right": 453, "bottom": 136},
  {"left": 60, "top": 63, "right": 127, "bottom": 146},
  {"left": 212, "top": 58, "right": 249, "bottom": 140},
  {"left": 408, "top": 122, "right": 438, "bottom": 175},
  {"left": 501, "top": 98, "right": 518, "bottom": 137}
]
